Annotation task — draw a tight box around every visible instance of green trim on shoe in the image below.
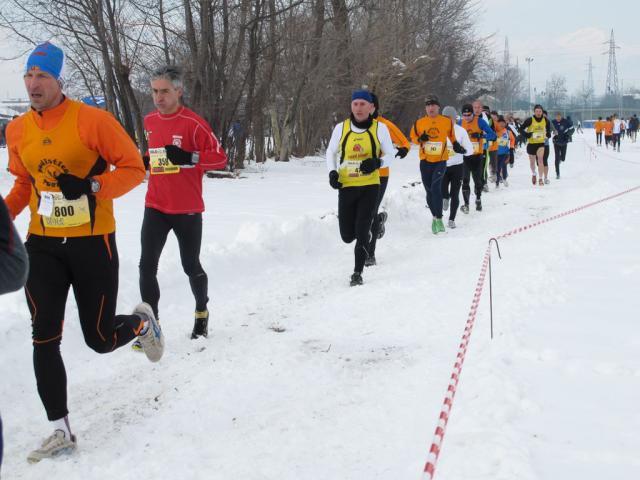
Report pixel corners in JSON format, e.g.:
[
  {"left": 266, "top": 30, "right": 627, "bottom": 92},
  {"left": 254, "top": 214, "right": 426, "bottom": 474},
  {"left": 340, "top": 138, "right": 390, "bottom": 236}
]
[
  {"left": 436, "top": 218, "right": 446, "bottom": 233},
  {"left": 431, "top": 219, "right": 438, "bottom": 235}
]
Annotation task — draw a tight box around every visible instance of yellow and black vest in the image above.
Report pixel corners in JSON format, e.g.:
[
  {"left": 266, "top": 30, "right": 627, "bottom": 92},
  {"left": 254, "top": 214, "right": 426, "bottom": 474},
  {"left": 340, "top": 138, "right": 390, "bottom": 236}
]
[
  {"left": 338, "top": 119, "right": 381, "bottom": 187},
  {"left": 527, "top": 116, "right": 547, "bottom": 145}
]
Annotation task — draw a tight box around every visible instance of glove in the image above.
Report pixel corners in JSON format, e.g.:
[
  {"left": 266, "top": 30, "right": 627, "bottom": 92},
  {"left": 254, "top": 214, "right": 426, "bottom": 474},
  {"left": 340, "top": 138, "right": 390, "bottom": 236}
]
[
  {"left": 165, "top": 144, "right": 197, "bottom": 166},
  {"left": 418, "top": 132, "right": 430, "bottom": 142},
  {"left": 56, "top": 173, "right": 91, "bottom": 200},
  {"left": 142, "top": 155, "right": 150, "bottom": 170},
  {"left": 359, "top": 157, "right": 381, "bottom": 174},
  {"left": 329, "top": 170, "right": 341, "bottom": 189},
  {"left": 452, "top": 141, "right": 466, "bottom": 155},
  {"left": 395, "top": 147, "right": 408, "bottom": 158}
]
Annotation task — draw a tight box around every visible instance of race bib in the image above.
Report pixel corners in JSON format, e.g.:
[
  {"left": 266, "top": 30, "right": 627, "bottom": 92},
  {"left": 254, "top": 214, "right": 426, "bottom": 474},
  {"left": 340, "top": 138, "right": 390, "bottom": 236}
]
[
  {"left": 532, "top": 131, "right": 544, "bottom": 141},
  {"left": 471, "top": 141, "right": 481, "bottom": 154},
  {"left": 342, "top": 160, "right": 364, "bottom": 178},
  {"left": 498, "top": 137, "right": 509, "bottom": 147},
  {"left": 149, "top": 147, "right": 180, "bottom": 175},
  {"left": 38, "top": 192, "right": 90, "bottom": 228},
  {"left": 423, "top": 141, "right": 443, "bottom": 155}
]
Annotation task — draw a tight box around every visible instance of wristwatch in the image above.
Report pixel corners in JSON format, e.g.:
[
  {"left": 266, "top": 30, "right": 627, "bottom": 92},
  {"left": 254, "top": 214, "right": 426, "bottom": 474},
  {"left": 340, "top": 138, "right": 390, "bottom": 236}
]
[{"left": 89, "top": 178, "right": 101, "bottom": 194}]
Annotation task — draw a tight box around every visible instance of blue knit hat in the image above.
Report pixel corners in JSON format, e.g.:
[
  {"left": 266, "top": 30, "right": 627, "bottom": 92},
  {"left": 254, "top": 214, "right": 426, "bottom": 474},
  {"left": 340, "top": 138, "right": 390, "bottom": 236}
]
[
  {"left": 25, "top": 42, "right": 65, "bottom": 80},
  {"left": 351, "top": 90, "right": 373, "bottom": 103}
]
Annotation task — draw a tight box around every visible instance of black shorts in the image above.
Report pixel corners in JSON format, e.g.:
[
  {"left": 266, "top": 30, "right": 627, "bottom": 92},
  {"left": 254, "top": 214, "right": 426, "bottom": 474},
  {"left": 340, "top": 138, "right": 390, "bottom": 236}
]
[{"left": 527, "top": 143, "right": 544, "bottom": 156}]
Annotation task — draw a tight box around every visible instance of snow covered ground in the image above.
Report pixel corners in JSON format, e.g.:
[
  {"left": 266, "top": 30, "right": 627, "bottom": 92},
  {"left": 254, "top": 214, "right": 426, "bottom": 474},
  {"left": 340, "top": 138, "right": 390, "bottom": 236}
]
[{"left": 1, "top": 131, "right": 639, "bottom": 480}]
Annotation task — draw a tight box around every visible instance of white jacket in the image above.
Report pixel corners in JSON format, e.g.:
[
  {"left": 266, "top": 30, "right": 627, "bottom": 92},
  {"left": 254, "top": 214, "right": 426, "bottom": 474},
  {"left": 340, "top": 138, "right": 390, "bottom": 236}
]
[{"left": 446, "top": 123, "right": 474, "bottom": 167}]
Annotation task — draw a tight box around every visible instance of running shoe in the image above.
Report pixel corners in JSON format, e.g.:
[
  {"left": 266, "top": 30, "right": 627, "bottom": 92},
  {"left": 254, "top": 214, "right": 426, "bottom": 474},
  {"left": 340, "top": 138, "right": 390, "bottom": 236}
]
[
  {"left": 556, "top": 174, "right": 560, "bottom": 180},
  {"left": 483, "top": 184, "right": 489, "bottom": 192},
  {"left": 134, "top": 302, "right": 165, "bottom": 362},
  {"left": 431, "top": 218, "right": 438, "bottom": 235},
  {"left": 191, "top": 310, "right": 209, "bottom": 339},
  {"left": 365, "top": 255, "right": 377, "bottom": 267},
  {"left": 460, "top": 205, "right": 469, "bottom": 214},
  {"left": 448, "top": 219, "right": 456, "bottom": 229},
  {"left": 350, "top": 272, "right": 363, "bottom": 287},
  {"left": 475, "top": 200, "right": 482, "bottom": 211},
  {"left": 538, "top": 178, "right": 544, "bottom": 186},
  {"left": 27, "top": 430, "right": 77, "bottom": 464},
  {"left": 376, "top": 211, "right": 388, "bottom": 239},
  {"left": 503, "top": 179, "right": 509, "bottom": 187},
  {"left": 436, "top": 218, "right": 445, "bottom": 233},
  {"left": 443, "top": 198, "right": 450, "bottom": 211},
  {"left": 532, "top": 174, "right": 537, "bottom": 185}
]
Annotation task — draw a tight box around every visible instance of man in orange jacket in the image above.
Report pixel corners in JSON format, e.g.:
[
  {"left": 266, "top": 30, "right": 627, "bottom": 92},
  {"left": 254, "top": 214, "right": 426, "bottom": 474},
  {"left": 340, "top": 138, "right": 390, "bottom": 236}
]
[
  {"left": 4, "top": 42, "right": 164, "bottom": 462},
  {"left": 410, "top": 95, "right": 465, "bottom": 234},
  {"left": 365, "top": 93, "right": 410, "bottom": 266}
]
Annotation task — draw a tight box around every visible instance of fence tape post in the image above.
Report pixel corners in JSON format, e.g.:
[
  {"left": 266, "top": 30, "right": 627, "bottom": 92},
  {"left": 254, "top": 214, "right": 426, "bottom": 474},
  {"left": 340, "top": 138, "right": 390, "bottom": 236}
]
[{"left": 488, "top": 238, "right": 502, "bottom": 340}]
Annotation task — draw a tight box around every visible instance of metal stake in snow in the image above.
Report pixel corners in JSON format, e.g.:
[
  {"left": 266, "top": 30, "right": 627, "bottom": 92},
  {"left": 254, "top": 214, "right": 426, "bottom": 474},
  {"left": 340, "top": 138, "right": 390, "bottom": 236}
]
[{"left": 488, "top": 238, "right": 502, "bottom": 340}]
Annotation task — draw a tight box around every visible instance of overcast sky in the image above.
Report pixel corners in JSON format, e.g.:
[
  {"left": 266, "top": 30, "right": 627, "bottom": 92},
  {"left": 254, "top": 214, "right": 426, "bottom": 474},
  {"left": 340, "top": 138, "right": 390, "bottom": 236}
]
[{"left": 0, "top": 0, "right": 638, "bottom": 100}]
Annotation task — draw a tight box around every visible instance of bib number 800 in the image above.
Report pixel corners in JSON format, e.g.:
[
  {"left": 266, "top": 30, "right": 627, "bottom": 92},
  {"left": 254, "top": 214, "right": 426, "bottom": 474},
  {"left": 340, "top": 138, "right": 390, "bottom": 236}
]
[{"left": 54, "top": 205, "right": 75, "bottom": 217}]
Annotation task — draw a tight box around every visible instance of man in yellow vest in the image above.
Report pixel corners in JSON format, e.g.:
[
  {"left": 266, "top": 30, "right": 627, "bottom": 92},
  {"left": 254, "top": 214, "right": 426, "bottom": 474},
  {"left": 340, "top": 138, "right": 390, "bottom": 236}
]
[
  {"left": 520, "top": 104, "right": 551, "bottom": 186},
  {"left": 4, "top": 42, "right": 164, "bottom": 462},
  {"left": 326, "top": 90, "right": 395, "bottom": 286}
]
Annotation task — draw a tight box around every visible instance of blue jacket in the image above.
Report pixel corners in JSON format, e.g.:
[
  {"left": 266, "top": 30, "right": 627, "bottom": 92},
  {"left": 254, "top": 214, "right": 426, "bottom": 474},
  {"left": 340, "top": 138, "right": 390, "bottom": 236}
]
[{"left": 552, "top": 118, "right": 574, "bottom": 146}]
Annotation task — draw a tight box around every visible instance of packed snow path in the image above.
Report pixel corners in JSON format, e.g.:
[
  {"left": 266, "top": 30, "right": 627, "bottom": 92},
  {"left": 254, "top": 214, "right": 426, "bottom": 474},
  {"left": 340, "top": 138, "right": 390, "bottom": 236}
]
[{"left": 1, "top": 131, "right": 638, "bottom": 479}]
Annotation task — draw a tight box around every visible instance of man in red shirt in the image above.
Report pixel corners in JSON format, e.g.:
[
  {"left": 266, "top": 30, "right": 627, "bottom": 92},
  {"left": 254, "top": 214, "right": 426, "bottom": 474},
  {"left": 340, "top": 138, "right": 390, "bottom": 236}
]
[{"left": 137, "top": 65, "right": 227, "bottom": 343}]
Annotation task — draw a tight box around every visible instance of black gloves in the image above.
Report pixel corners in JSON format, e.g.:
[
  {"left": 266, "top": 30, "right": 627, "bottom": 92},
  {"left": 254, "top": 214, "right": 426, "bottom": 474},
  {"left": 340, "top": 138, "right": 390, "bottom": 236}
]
[
  {"left": 523, "top": 131, "right": 532, "bottom": 139},
  {"left": 142, "top": 155, "right": 150, "bottom": 170},
  {"left": 418, "top": 132, "right": 430, "bottom": 142},
  {"left": 359, "top": 157, "right": 381, "bottom": 174},
  {"left": 452, "top": 141, "right": 466, "bottom": 155},
  {"left": 395, "top": 147, "right": 409, "bottom": 158},
  {"left": 56, "top": 173, "right": 91, "bottom": 200},
  {"left": 165, "top": 144, "right": 197, "bottom": 166},
  {"left": 329, "top": 170, "right": 342, "bottom": 189}
]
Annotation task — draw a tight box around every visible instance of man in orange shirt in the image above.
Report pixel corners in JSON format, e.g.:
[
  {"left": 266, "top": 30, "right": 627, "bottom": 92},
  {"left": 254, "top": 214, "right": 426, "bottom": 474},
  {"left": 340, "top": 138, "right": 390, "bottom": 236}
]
[
  {"left": 410, "top": 95, "right": 465, "bottom": 234},
  {"left": 365, "top": 93, "right": 410, "bottom": 266},
  {"left": 603, "top": 116, "right": 614, "bottom": 149},
  {"left": 594, "top": 117, "right": 604, "bottom": 146},
  {"left": 4, "top": 42, "right": 164, "bottom": 462}
]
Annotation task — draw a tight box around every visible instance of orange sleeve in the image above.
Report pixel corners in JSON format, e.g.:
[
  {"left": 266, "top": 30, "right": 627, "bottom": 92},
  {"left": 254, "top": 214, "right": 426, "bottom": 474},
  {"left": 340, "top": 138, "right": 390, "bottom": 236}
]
[
  {"left": 410, "top": 119, "right": 422, "bottom": 145},
  {"left": 3, "top": 119, "right": 31, "bottom": 219},
  {"left": 379, "top": 117, "right": 410, "bottom": 148},
  {"left": 447, "top": 118, "right": 457, "bottom": 144},
  {"left": 509, "top": 131, "right": 515, "bottom": 148},
  {"left": 78, "top": 105, "right": 145, "bottom": 200}
]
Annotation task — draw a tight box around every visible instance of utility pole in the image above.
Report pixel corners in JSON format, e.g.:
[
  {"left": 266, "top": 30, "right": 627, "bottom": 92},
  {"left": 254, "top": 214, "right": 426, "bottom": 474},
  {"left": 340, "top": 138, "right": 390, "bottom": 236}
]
[
  {"left": 525, "top": 57, "right": 533, "bottom": 116},
  {"left": 586, "top": 57, "right": 595, "bottom": 120}
]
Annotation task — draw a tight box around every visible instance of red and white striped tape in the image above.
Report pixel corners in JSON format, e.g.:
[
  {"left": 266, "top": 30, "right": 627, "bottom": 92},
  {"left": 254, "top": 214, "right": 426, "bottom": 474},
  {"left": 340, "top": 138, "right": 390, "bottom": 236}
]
[
  {"left": 421, "top": 184, "right": 640, "bottom": 480},
  {"left": 422, "top": 245, "right": 491, "bottom": 480}
]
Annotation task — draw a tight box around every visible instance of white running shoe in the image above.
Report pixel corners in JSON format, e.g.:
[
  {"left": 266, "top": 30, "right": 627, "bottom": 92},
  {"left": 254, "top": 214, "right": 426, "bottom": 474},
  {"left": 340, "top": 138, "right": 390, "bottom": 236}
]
[
  {"left": 443, "top": 198, "right": 450, "bottom": 211},
  {"left": 134, "top": 303, "right": 165, "bottom": 362},
  {"left": 448, "top": 220, "right": 456, "bottom": 229},
  {"left": 503, "top": 179, "right": 509, "bottom": 187},
  {"left": 27, "top": 430, "right": 77, "bottom": 463},
  {"left": 544, "top": 178, "right": 550, "bottom": 185}
]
